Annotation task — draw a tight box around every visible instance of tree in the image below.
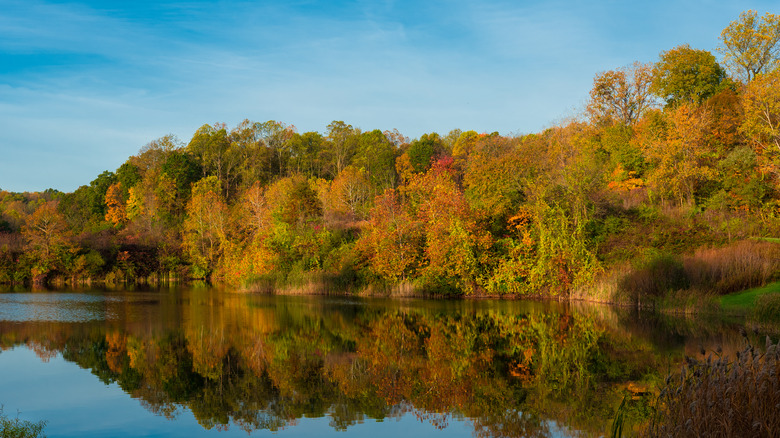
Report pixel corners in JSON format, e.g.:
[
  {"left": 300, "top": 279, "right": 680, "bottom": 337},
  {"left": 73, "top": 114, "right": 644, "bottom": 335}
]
[
  {"left": 187, "top": 123, "right": 239, "bottom": 199},
  {"left": 640, "top": 104, "right": 716, "bottom": 205},
  {"left": 587, "top": 62, "right": 655, "bottom": 126},
  {"left": 741, "top": 68, "right": 780, "bottom": 178},
  {"left": 326, "top": 121, "right": 358, "bottom": 175},
  {"left": 359, "top": 189, "right": 423, "bottom": 282},
  {"left": 229, "top": 119, "right": 274, "bottom": 190},
  {"left": 22, "top": 201, "right": 71, "bottom": 282},
  {"left": 104, "top": 182, "right": 127, "bottom": 225},
  {"left": 405, "top": 162, "right": 490, "bottom": 293},
  {"left": 396, "top": 133, "right": 447, "bottom": 183},
  {"left": 328, "top": 166, "right": 372, "bottom": 221},
  {"left": 651, "top": 45, "right": 727, "bottom": 107},
  {"left": 288, "top": 131, "right": 326, "bottom": 178},
  {"left": 352, "top": 129, "right": 398, "bottom": 190},
  {"left": 719, "top": 10, "right": 780, "bottom": 83},
  {"left": 182, "top": 176, "right": 228, "bottom": 278}
]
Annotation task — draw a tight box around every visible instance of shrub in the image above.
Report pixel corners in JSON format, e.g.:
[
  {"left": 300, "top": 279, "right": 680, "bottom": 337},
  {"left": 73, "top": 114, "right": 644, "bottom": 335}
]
[
  {"left": 619, "top": 253, "right": 688, "bottom": 305},
  {"left": 0, "top": 406, "right": 46, "bottom": 438}
]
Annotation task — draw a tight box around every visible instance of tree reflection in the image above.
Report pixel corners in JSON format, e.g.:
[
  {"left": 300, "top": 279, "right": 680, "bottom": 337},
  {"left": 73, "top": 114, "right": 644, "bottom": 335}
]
[{"left": 0, "top": 294, "right": 717, "bottom": 437}]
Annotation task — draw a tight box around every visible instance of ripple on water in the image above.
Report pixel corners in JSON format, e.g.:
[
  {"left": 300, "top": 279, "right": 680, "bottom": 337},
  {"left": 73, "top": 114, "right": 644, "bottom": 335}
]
[{"left": 0, "top": 293, "right": 116, "bottom": 322}]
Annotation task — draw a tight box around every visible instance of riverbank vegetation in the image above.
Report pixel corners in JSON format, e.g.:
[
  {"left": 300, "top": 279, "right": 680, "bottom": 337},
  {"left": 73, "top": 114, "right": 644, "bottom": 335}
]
[{"left": 1, "top": 11, "right": 780, "bottom": 308}]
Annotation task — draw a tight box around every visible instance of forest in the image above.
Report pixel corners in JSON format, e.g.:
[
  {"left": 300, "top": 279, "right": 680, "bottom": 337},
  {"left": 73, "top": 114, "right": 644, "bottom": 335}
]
[{"left": 1, "top": 11, "right": 780, "bottom": 305}]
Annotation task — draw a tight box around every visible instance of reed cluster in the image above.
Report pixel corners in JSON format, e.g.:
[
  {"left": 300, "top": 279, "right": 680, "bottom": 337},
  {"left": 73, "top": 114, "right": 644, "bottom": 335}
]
[
  {"left": 682, "top": 240, "right": 780, "bottom": 295},
  {"left": 617, "top": 240, "right": 780, "bottom": 305},
  {"left": 642, "top": 336, "right": 780, "bottom": 437}
]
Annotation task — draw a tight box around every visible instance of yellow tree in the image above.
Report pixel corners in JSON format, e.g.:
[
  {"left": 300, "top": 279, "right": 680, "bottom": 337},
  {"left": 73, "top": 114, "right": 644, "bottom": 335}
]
[
  {"left": 719, "top": 10, "right": 780, "bottom": 83},
  {"left": 640, "top": 104, "right": 716, "bottom": 205},
  {"left": 741, "top": 68, "right": 780, "bottom": 179},
  {"left": 328, "top": 166, "right": 372, "bottom": 222},
  {"left": 182, "top": 176, "right": 228, "bottom": 278},
  {"left": 587, "top": 62, "right": 655, "bottom": 126},
  {"left": 104, "top": 182, "right": 127, "bottom": 225}
]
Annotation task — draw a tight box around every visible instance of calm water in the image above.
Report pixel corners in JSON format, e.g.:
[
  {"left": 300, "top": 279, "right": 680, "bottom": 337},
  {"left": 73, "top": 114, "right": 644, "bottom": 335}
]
[{"left": 0, "top": 286, "right": 768, "bottom": 437}]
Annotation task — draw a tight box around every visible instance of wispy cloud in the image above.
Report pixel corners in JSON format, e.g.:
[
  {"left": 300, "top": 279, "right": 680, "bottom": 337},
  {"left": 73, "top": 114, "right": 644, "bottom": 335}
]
[{"left": 0, "top": 0, "right": 774, "bottom": 192}]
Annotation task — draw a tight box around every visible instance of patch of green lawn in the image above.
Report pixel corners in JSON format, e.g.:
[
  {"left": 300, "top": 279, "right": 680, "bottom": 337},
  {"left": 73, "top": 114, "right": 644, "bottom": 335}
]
[
  {"left": 751, "top": 237, "right": 780, "bottom": 244},
  {"left": 720, "top": 281, "right": 780, "bottom": 311}
]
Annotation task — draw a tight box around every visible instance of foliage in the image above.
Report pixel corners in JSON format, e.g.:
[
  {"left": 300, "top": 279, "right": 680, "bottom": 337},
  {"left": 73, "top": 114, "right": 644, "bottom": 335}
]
[
  {"left": 0, "top": 406, "right": 46, "bottom": 438},
  {"left": 651, "top": 44, "right": 727, "bottom": 107},
  {"left": 3, "top": 10, "right": 780, "bottom": 298},
  {"left": 587, "top": 62, "right": 655, "bottom": 126},
  {"left": 718, "top": 10, "right": 780, "bottom": 83},
  {"left": 741, "top": 68, "right": 780, "bottom": 181}
]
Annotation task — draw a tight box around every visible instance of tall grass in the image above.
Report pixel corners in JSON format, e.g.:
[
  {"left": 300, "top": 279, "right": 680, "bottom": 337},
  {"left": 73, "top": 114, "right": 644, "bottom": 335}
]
[
  {"left": 610, "top": 240, "right": 780, "bottom": 308},
  {"left": 642, "top": 336, "right": 780, "bottom": 437},
  {"left": 682, "top": 240, "right": 780, "bottom": 295}
]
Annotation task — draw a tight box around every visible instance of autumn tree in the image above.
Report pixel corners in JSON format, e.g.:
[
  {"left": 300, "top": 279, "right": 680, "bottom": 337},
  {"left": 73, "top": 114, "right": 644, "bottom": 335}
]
[
  {"left": 718, "top": 10, "right": 780, "bottom": 83},
  {"left": 182, "top": 176, "right": 228, "bottom": 278},
  {"left": 463, "top": 134, "right": 526, "bottom": 229},
  {"left": 587, "top": 62, "right": 655, "bottom": 126},
  {"left": 359, "top": 189, "right": 423, "bottom": 282},
  {"left": 741, "top": 68, "right": 780, "bottom": 179},
  {"left": 639, "top": 104, "right": 716, "bottom": 205},
  {"left": 406, "top": 162, "right": 490, "bottom": 293},
  {"left": 651, "top": 45, "right": 728, "bottom": 107},
  {"left": 104, "top": 182, "right": 127, "bottom": 225},
  {"left": 328, "top": 166, "right": 372, "bottom": 222},
  {"left": 22, "top": 201, "right": 71, "bottom": 282}
]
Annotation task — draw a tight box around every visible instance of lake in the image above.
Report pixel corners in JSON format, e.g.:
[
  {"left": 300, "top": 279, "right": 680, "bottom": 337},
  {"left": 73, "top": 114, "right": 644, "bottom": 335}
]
[{"left": 0, "top": 285, "right": 770, "bottom": 437}]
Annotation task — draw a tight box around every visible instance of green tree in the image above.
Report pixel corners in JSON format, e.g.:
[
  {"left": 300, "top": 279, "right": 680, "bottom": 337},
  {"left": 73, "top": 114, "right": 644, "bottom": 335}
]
[
  {"left": 651, "top": 45, "right": 727, "bottom": 107},
  {"left": 352, "top": 129, "right": 398, "bottom": 190},
  {"left": 718, "top": 10, "right": 780, "bottom": 83},
  {"left": 229, "top": 119, "right": 274, "bottom": 190},
  {"left": 326, "top": 121, "right": 358, "bottom": 175},
  {"left": 187, "top": 123, "right": 239, "bottom": 199}
]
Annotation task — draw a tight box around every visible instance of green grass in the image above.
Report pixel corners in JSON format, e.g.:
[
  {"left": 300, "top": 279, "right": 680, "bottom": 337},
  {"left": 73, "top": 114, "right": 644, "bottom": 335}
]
[
  {"left": 719, "top": 281, "right": 780, "bottom": 312},
  {"left": 752, "top": 236, "right": 780, "bottom": 244}
]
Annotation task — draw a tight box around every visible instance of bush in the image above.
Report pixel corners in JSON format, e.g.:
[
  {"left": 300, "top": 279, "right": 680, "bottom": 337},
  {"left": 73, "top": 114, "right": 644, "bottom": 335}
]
[
  {"left": 0, "top": 407, "right": 46, "bottom": 438},
  {"left": 619, "top": 253, "right": 688, "bottom": 304}
]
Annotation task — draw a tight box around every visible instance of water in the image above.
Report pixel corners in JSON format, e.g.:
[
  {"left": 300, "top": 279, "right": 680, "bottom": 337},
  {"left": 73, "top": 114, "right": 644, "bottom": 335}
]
[{"left": 0, "top": 286, "right": 768, "bottom": 437}]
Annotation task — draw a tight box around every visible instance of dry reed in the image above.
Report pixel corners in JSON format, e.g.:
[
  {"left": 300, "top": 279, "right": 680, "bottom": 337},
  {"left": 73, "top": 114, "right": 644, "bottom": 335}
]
[
  {"left": 642, "top": 336, "right": 780, "bottom": 437},
  {"left": 682, "top": 240, "right": 780, "bottom": 295}
]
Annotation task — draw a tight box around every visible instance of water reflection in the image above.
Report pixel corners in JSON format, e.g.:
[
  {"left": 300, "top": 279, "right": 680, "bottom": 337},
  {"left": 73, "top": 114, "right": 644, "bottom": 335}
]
[{"left": 0, "top": 288, "right": 769, "bottom": 437}]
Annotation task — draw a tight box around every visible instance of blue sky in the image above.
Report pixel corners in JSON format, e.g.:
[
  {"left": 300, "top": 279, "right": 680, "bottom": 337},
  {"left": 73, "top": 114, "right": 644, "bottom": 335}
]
[{"left": 0, "top": 0, "right": 775, "bottom": 192}]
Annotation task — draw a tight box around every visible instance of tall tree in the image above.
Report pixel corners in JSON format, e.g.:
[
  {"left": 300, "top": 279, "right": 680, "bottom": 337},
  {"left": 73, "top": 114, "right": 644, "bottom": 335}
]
[
  {"left": 741, "top": 68, "right": 780, "bottom": 178},
  {"left": 183, "top": 176, "right": 228, "bottom": 278},
  {"left": 587, "top": 62, "right": 655, "bottom": 126},
  {"left": 651, "top": 45, "right": 728, "bottom": 107},
  {"left": 326, "top": 121, "right": 358, "bottom": 175},
  {"left": 719, "top": 10, "right": 780, "bottom": 83}
]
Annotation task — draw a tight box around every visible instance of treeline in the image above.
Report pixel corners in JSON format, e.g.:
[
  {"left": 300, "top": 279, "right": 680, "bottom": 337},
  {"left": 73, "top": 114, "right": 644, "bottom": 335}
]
[{"left": 2, "top": 11, "right": 780, "bottom": 300}]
